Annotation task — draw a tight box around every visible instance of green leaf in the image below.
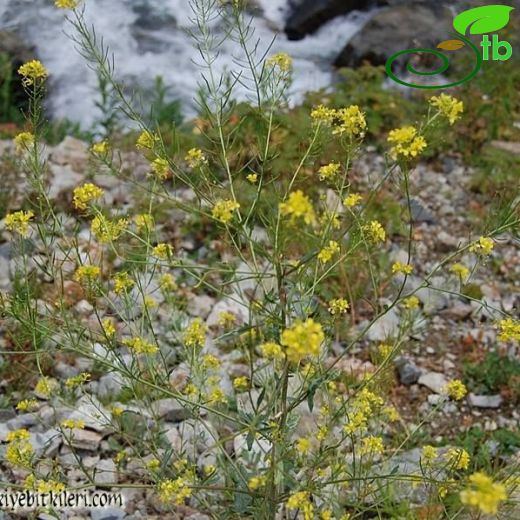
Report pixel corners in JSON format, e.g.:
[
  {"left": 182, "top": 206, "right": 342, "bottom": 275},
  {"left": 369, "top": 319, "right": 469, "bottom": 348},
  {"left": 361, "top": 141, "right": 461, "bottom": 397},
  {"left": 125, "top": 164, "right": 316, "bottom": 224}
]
[{"left": 453, "top": 5, "right": 514, "bottom": 35}]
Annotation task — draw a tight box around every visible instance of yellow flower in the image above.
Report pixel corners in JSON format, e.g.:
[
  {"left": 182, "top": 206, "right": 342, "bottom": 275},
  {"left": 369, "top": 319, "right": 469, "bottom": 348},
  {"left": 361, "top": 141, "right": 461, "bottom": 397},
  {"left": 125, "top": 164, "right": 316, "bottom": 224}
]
[
  {"left": 134, "top": 213, "right": 154, "bottom": 231},
  {"left": 74, "top": 265, "right": 101, "bottom": 284},
  {"left": 64, "top": 372, "right": 91, "bottom": 387},
  {"left": 449, "top": 263, "right": 470, "bottom": 281},
  {"left": 321, "top": 211, "right": 341, "bottom": 229},
  {"left": 4, "top": 210, "right": 34, "bottom": 237},
  {"left": 359, "top": 435, "right": 384, "bottom": 456},
  {"left": 233, "top": 376, "right": 249, "bottom": 391},
  {"left": 55, "top": 0, "right": 79, "bottom": 8},
  {"left": 111, "top": 406, "right": 124, "bottom": 417},
  {"left": 497, "top": 318, "right": 520, "bottom": 342},
  {"left": 37, "top": 480, "right": 66, "bottom": 493},
  {"left": 469, "top": 236, "right": 494, "bottom": 255},
  {"left": 202, "top": 354, "right": 220, "bottom": 370},
  {"left": 364, "top": 220, "right": 386, "bottom": 243},
  {"left": 212, "top": 199, "right": 241, "bottom": 224},
  {"left": 150, "top": 158, "right": 170, "bottom": 180},
  {"left": 266, "top": 52, "right": 292, "bottom": 72},
  {"left": 16, "top": 399, "right": 39, "bottom": 412},
  {"left": 318, "top": 162, "right": 341, "bottom": 181},
  {"left": 61, "top": 419, "right": 85, "bottom": 429},
  {"left": 122, "top": 336, "right": 158, "bottom": 355},
  {"left": 5, "top": 430, "right": 33, "bottom": 467},
  {"left": 18, "top": 60, "right": 48, "bottom": 86},
  {"left": 279, "top": 190, "right": 316, "bottom": 226},
  {"left": 333, "top": 105, "right": 367, "bottom": 138},
  {"left": 183, "top": 318, "right": 207, "bottom": 349},
  {"left": 185, "top": 148, "right": 207, "bottom": 168},
  {"left": 160, "top": 273, "right": 177, "bottom": 292},
  {"left": 248, "top": 476, "right": 267, "bottom": 490},
  {"left": 383, "top": 405, "right": 400, "bottom": 422},
  {"left": 259, "top": 342, "right": 284, "bottom": 360},
  {"left": 460, "top": 472, "right": 507, "bottom": 515},
  {"left": 207, "top": 386, "right": 226, "bottom": 404},
  {"left": 281, "top": 318, "right": 324, "bottom": 363},
  {"left": 113, "top": 271, "right": 134, "bottom": 294},
  {"left": 344, "top": 193, "right": 362, "bottom": 208},
  {"left": 445, "top": 448, "right": 470, "bottom": 470},
  {"left": 35, "top": 377, "right": 59, "bottom": 397},
  {"left": 152, "top": 243, "right": 174, "bottom": 259},
  {"left": 91, "top": 215, "right": 127, "bottom": 242},
  {"left": 343, "top": 411, "right": 368, "bottom": 435},
  {"left": 311, "top": 105, "right": 336, "bottom": 125},
  {"left": 6, "top": 429, "right": 31, "bottom": 442},
  {"left": 73, "top": 183, "right": 104, "bottom": 210},
  {"left": 157, "top": 477, "right": 192, "bottom": 505},
  {"left": 218, "top": 311, "right": 236, "bottom": 327},
  {"left": 421, "top": 445, "right": 438, "bottom": 465},
  {"left": 287, "top": 491, "right": 314, "bottom": 520},
  {"left": 147, "top": 458, "right": 161, "bottom": 470},
  {"left": 91, "top": 141, "right": 108, "bottom": 155},
  {"left": 429, "top": 94, "right": 464, "bottom": 125},
  {"left": 136, "top": 130, "right": 159, "bottom": 150},
  {"left": 14, "top": 132, "right": 34, "bottom": 153},
  {"left": 246, "top": 173, "right": 258, "bottom": 183},
  {"left": 444, "top": 379, "right": 467, "bottom": 401},
  {"left": 328, "top": 298, "right": 349, "bottom": 315},
  {"left": 296, "top": 437, "right": 311, "bottom": 454},
  {"left": 387, "top": 126, "right": 427, "bottom": 161},
  {"left": 402, "top": 295, "right": 420, "bottom": 310},
  {"left": 318, "top": 240, "right": 340, "bottom": 263},
  {"left": 392, "top": 261, "right": 413, "bottom": 275}
]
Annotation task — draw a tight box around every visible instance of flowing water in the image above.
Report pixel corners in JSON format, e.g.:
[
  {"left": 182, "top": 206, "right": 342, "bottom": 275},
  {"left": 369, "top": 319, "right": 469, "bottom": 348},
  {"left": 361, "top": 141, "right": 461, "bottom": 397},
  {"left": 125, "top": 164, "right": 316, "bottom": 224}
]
[{"left": 0, "top": 0, "right": 371, "bottom": 127}]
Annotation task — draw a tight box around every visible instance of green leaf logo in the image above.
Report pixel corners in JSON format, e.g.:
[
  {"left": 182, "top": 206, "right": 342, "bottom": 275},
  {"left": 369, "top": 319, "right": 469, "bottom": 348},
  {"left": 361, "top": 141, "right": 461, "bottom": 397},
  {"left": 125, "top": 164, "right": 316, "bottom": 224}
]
[{"left": 453, "top": 5, "right": 514, "bottom": 35}]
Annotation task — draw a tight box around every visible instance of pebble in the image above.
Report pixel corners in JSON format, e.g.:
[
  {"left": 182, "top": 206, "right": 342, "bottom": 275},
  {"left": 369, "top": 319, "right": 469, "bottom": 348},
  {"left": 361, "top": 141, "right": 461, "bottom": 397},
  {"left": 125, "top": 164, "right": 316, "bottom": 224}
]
[
  {"left": 467, "top": 393, "right": 503, "bottom": 409},
  {"left": 418, "top": 372, "right": 448, "bottom": 394}
]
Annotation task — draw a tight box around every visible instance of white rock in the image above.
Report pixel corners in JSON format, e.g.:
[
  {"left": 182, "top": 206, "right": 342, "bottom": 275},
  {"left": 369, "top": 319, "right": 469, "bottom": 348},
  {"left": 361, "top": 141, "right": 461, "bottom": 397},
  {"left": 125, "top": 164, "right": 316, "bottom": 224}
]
[
  {"left": 418, "top": 372, "right": 448, "bottom": 394},
  {"left": 468, "top": 393, "right": 503, "bottom": 409},
  {"left": 187, "top": 294, "right": 215, "bottom": 319},
  {"left": 69, "top": 429, "right": 102, "bottom": 451}
]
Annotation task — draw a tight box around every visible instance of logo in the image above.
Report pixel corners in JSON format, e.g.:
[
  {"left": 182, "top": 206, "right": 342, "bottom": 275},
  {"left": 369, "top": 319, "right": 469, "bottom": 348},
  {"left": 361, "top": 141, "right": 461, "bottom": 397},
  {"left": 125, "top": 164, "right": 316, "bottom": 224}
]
[{"left": 386, "top": 5, "right": 514, "bottom": 89}]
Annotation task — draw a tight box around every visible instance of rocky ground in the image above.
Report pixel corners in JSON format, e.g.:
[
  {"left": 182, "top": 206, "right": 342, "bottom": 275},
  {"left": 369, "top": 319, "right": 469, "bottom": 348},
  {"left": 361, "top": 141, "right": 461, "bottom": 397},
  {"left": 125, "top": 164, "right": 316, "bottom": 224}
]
[{"left": 0, "top": 136, "right": 519, "bottom": 519}]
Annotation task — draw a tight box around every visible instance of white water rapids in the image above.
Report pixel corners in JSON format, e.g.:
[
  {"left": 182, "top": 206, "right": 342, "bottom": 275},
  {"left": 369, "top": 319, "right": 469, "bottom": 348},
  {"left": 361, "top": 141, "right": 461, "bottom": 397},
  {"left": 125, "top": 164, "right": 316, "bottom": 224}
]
[{"left": 0, "top": 0, "right": 371, "bottom": 127}]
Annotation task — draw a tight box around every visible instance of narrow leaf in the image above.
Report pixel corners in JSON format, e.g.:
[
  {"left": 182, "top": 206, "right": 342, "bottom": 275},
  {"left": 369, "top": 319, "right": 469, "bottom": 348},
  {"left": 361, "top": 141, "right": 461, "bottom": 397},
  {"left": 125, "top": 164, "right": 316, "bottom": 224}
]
[{"left": 437, "top": 39, "right": 465, "bottom": 51}]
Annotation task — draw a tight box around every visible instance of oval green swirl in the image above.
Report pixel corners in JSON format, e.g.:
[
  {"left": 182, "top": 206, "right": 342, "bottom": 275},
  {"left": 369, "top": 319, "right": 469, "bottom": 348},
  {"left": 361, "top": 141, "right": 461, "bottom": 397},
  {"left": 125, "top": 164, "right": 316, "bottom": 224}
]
[{"left": 385, "top": 33, "right": 482, "bottom": 89}]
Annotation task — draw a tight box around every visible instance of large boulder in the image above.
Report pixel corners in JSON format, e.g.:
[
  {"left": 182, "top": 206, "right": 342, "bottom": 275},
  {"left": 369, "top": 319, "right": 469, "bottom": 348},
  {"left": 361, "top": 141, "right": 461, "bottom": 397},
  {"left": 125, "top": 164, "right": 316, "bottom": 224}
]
[
  {"left": 285, "top": 0, "right": 373, "bottom": 40},
  {"left": 334, "top": 3, "right": 452, "bottom": 68}
]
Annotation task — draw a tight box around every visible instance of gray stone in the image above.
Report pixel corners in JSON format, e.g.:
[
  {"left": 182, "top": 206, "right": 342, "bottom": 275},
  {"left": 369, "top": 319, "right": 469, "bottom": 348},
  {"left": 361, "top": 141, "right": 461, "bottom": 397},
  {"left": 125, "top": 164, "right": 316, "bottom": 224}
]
[
  {"left": 97, "top": 372, "right": 125, "bottom": 399},
  {"left": 418, "top": 372, "right": 448, "bottom": 394},
  {"left": 394, "top": 356, "right": 422, "bottom": 385},
  {"left": 187, "top": 294, "right": 215, "bottom": 319},
  {"left": 69, "top": 429, "right": 102, "bottom": 451},
  {"left": 93, "top": 458, "right": 118, "bottom": 486},
  {"left": 366, "top": 308, "right": 400, "bottom": 341},
  {"left": 90, "top": 508, "right": 126, "bottom": 520},
  {"left": 151, "top": 398, "right": 190, "bottom": 422},
  {"left": 468, "top": 393, "right": 503, "bottom": 409},
  {"left": 65, "top": 395, "right": 112, "bottom": 433}
]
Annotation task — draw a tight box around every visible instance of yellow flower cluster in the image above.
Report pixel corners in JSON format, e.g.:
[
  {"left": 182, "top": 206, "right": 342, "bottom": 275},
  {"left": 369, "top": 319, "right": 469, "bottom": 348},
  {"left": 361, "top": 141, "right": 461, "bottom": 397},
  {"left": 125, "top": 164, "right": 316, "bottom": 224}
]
[
  {"left": 279, "top": 190, "right": 316, "bottom": 225},
  {"left": 218, "top": 310, "right": 236, "bottom": 327},
  {"left": 74, "top": 265, "right": 101, "bottom": 284},
  {"left": 444, "top": 379, "right": 467, "bottom": 400},
  {"left": 387, "top": 126, "right": 427, "bottom": 161},
  {"left": 318, "top": 162, "right": 341, "bottom": 180},
  {"left": 295, "top": 437, "right": 311, "bottom": 454},
  {"left": 5, "top": 210, "right": 34, "bottom": 237},
  {"left": 73, "top": 183, "right": 104, "bottom": 210},
  {"left": 113, "top": 271, "right": 134, "bottom": 294},
  {"left": 328, "top": 298, "right": 349, "bottom": 315},
  {"left": 281, "top": 318, "right": 324, "bottom": 363},
  {"left": 392, "top": 261, "right": 413, "bottom": 275},
  {"left": 64, "top": 372, "right": 91, "bottom": 387},
  {"left": 402, "top": 295, "right": 420, "bottom": 310},
  {"left": 359, "top": 435, "right": 384, "bottom": 456},
  {"left": 55, "top": 0, "right": 80, "bottom": 8},
  {"left": 157, "top": 477, "right": 192, "bottom": 505},
  {"left": 248, "top": 475, "right": 267, "bottom": 490},
  {"left": 91, "top": 141, "right": 108, "bottom": 155},
  {"left": 469, "top": 236, "right": 494, "bottom": 255},
  {"left": 449, "top": 263, "right": 470, "bottom": 281},
  {"left": 344, "top": 193, "right": 362, "bottom": 208},
  {"left": 233, "top": 376, "right": 248, "bottom": 391},
  {"left": 259, "top": 341, "right": 284, "bottom": 360},
  {"left": 364, "top": 220, "right": 386, "bottom": 243},
  {"left": 35, "top": 377, "right": 59, "bottom": 397},
  {"left": 421, "top": 445, "right": 438, "bottom": 465},
  {"left": 153, "top": 243, "right": 174, "bottom": 259},
  {"left": 429, "top": 94, "right": 464, "bottom": 125},
  {"left": 333, "top": 105, "right": 367, "bottom": 138},
  {"left": 122, "top": 336, "right": 158, "bottom": 354},
  {"left": 18, "top": 60, "right": 48, "bottom": 86},
  {"left": 5, "top": 429, "right": 33, "bottom": 467},
  {"left": 497, "top": 317, "right": 520, "bottom": 342},
  {"left": 102, "top": 318, "right": 116, "bottom": 338},
  {"left": 134, "top": 213, "right": 154, "bottom": 231},
  {"left": 287, "top": 491, "right": 314, "bottom": 520},
  {"left": 318, "top": 240, "right": 340, "bottom": 263},
  {"left": 136, "top": 130, "right": 159, "bottom": 150},
  {"left": 460, "top": 472, "right": 507, "bottom": 515},
  {"left": 61, "top": 419, "right": 85, "bottom": 429},
  {"left": 160, "top": 273, "right": 177, "bottom": 291},
  {"left": 446, "top": 447, "right": 470, "bottom": 470},
  {"left": 14, "top": 132, "right": 34, "bottom": 153},
  {"left": 212, "top": 199, "right": 241, "bottom": 224},
  {"left": 266, "top": 52, "right": 293, "bottom": 72},
  {"left": 150, "top": 158, "right": 170, "bottom": 180},
  {"left": 185, "top": 148, "right": 207, "bottom": 168},
  {"left": 16, "top": 399, "right": 39, "bottom": 412},
  {"left": 183, "top": 318, "right": 207, "bottom": 349},
  {"left": 91, "top": 215, "right": 127, "bottom": 243}
]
